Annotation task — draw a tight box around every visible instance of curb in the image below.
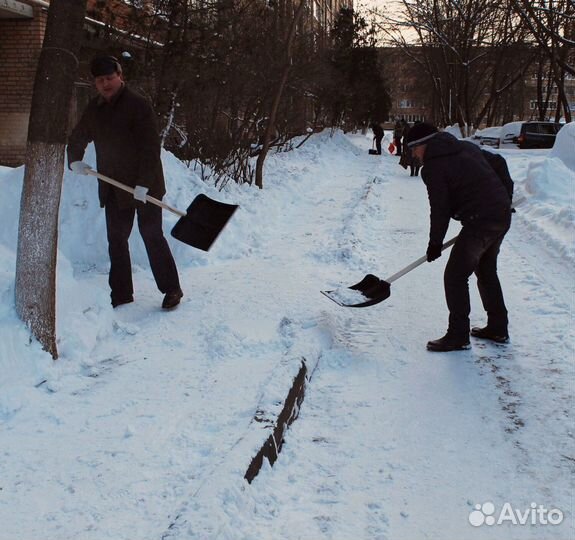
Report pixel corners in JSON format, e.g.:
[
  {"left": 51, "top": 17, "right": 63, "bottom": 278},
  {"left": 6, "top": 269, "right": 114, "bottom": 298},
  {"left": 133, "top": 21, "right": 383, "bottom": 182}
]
[{"left": 244, "top": 358, "right": 307, "bottom": 483}]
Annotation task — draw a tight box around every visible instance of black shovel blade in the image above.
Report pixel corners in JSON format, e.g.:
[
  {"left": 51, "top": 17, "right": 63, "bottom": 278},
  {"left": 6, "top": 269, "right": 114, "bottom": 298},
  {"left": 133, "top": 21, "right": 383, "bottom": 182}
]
[
  {"left": 321, "top": 274, "right": 391, "bottom": 308},
  {"left": 170, "top": 194, "right": 238, "bottom": 251}
]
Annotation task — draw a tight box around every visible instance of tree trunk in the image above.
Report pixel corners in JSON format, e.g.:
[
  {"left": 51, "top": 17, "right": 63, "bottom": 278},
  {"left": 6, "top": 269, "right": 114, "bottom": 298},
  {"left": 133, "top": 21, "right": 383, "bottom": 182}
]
[
  {"left": 254, "top": 0, "right": 306, "bottom": 189},
  {"left": 15, "top": 0, "right": 86, "bottom": 360}
]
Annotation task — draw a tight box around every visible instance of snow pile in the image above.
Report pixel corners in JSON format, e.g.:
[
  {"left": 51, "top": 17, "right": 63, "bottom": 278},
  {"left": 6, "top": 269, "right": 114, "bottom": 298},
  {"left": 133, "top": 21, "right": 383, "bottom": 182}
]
[
  {"left": 444, "top": 123, "right": 466, "bottom": 137},
  {"left": 516, "top": 122, "right": 575, "bottom": 263},
  {"left": 549, "top": 120, "right": 575, "bottom": 171}
]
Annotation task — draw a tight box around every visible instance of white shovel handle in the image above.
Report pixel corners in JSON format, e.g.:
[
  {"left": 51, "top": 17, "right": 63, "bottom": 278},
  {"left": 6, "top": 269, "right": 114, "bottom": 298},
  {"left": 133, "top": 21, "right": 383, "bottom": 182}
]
[
  {"left": 384, "top": 237, "right": 457, "bottom": 284},
  {"left": 86, "top": 169, "right": 185, "bottom": 217}
]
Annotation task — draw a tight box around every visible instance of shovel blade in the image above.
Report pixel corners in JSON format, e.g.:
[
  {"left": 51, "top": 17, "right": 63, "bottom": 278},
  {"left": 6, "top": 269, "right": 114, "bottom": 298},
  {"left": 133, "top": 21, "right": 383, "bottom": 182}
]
[
  {"left": 321, "top": 274, "right": 391, "bottom": 308},
  {"left": 170, "top": 194, "right": 238, "bottom": 251}
]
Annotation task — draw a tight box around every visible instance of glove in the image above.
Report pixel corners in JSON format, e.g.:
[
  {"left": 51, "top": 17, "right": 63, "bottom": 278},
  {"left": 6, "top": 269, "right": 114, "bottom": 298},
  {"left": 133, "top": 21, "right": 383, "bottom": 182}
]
[
  {"left": 133, "top": 185, "right": 149, "bottom": 203},
  {"left": 70, "top": 161, "right": 91, "bottom": 175},
  {"left": 426, "top": 243, "right": 442, "bottom": 262}
]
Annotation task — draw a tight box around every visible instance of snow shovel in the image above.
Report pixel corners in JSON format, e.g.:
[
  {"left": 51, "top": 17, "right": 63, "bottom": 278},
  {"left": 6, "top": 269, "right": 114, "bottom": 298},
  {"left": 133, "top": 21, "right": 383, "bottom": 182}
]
[
  {"left": 85, "top": 168, "right": 237, "bottom": 251},
  {"left": 322, "top": 196, "right": 525, "bottom": 308},
  {"left": 321, "top": 235, "right": 458, "bottom": 308}
]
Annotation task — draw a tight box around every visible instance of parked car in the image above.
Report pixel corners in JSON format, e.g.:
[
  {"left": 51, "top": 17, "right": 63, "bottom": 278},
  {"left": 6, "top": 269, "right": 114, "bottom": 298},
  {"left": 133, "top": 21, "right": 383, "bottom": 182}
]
[
  {"left": 472, "top": 126, "right": 501, "bottom": 148},
  {"left": 499, "top": 122, "right": 524, "bottom": 147},
  {"left": 516, "top": 121, "right": 564, "bottom": 149}
]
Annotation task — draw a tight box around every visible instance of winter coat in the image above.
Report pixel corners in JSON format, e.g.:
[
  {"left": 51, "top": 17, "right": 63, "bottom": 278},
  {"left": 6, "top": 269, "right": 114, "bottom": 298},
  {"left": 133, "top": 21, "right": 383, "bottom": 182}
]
[
  {"left": 480, "top": 149, "right": 514, "bottom": 199},
  {"left": 67, "top": 85, "right": 165, "bottom": 209},
  {"left": 421, "top": 132, "right": 511, "bottom": 246},
  {"left": 371, "top": 123, "right": 384, "bottom": 140},
  {"left": 399, "top": 124, "right": 413, "bottom": 168}
]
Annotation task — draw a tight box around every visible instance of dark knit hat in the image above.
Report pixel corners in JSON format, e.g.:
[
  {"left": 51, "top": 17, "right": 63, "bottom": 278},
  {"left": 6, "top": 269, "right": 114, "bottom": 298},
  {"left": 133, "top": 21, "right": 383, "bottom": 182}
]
[
  {"left": 90, "top": 55, "right": 121, "bottom": 77},
  {"left": 406, "top": 122, "right": 438, "bottom": 148}
]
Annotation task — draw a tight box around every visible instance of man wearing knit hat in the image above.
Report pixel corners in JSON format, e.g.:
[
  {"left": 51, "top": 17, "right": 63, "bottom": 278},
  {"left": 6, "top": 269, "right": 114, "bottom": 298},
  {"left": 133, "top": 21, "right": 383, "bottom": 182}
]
[
  {"left": 68, "top": 55, "right": 183, "bottom": 310},
  {"left": 406, "top": 123, "right": 512, "bottom": 352}
]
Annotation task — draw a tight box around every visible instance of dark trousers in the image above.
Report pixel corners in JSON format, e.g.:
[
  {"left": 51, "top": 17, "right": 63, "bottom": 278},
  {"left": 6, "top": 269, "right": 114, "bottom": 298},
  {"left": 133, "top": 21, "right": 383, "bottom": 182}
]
[
  {"left": 444, "top": 220, "right": 510, "bottom": 337},
  {"left": 375, "top": 136, "right": 382, "bottom": 155},
  {"left": 105, "top": 196, "right": 180, "bottom": 303},
  {"left": 394, "top": 137, "right": 402, "bottom": 155}
]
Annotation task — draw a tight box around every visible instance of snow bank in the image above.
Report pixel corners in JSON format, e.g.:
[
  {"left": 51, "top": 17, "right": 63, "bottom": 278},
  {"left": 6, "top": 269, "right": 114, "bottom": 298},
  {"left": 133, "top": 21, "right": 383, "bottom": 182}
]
[
  {"left": 549, "top": 121, "right": 575, "bottom": 171},
  {"left": 519, "top": 163, "right": 575, "bottom": 262},
  {"left": 515, "top": 123, "right": 575, "bottom": 263}
]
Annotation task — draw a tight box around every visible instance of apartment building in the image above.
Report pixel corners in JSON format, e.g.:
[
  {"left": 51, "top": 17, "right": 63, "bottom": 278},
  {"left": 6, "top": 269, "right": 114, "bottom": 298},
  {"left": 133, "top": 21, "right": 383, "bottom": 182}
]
[
  {"left": 381, "top": 46, "right": 575, "bottom": 129},
  {"left": 307, "top": 0, "right": 351, "bottom": 34}
]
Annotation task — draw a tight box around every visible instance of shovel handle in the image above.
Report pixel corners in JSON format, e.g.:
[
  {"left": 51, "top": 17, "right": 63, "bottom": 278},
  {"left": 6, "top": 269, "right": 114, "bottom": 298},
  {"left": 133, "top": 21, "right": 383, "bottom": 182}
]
[
  {"left": 86, "top": 169, "right": 185, "bottom": 217},
  {"left": 384, "top": 195, "right": 526, "bottom": 284},
  {"left": 384, "top": 236, "right": 457, "bottom": 284}
]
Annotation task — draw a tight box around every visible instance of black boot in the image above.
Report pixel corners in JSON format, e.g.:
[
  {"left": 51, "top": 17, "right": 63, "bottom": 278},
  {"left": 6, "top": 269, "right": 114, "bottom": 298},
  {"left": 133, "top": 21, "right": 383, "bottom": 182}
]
[
  {"left": 427, "top": 332, "right": 470, "bottom": 352},
  {"left": 111, "top": 295, "right": 134, "bottom": 308},
  {"left": 162, "top": 289, "right": 183, "bottom": 310},
  {"left": 471, "top": 326, "right": 509, "bottom": 343}
]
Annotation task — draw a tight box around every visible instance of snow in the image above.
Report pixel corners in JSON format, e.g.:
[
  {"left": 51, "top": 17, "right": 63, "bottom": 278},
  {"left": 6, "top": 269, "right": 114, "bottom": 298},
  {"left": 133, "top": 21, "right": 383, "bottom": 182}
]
[
  {"left": 474, "top": 126, "right": 502, "bottom": 138},
  {"left": 473, "top": 126, "right": 501, "bottom": 139},
  {"left": 501, "top": 121, "right": 525, "bottom": 145},
  {"left": 322, "top": 286, "right": 370, "bottom": 306},
  {"left": 0, "top": 124, "right": 573, "bottom": 539},
  {"left": 550, "top": 120, "right": 575, "bottom": 171}
]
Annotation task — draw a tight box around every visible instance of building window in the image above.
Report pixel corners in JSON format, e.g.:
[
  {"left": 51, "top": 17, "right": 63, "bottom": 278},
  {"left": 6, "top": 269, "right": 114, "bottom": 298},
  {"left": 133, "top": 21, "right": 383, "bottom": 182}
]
[
  {"left": 396, "top": 114, "right": 425, "bottom": 123},
  {"left": 530, "top": 100, "right": 557, "bottom": 110}
]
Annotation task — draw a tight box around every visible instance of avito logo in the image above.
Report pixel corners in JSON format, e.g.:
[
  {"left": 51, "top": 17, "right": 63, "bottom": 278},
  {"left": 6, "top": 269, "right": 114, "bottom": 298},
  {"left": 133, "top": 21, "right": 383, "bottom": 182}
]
[{"left": 469, "top": 501, "right": 564, "bottom": 527}]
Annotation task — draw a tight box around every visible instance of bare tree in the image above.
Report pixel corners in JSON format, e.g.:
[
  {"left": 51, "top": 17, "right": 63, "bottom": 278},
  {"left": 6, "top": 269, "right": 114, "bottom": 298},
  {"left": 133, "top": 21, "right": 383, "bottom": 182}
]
[
  {"left": 99, "top": 0, "right": 359, "bottom": 187},
  {"left": 255, "top": 0, "right": 307, "bottom": 189},
  {"left": 128, "top": 0, "right": 323, "bottom": 187},
  {"left": 15, "top": 0, "right": 87, "bottom": 359},
  {"left": 372, "top": 0, "right": 537, "bottom": 130},
  {"left": 510, "top": 0, "right": 575, "bottom": 121}
]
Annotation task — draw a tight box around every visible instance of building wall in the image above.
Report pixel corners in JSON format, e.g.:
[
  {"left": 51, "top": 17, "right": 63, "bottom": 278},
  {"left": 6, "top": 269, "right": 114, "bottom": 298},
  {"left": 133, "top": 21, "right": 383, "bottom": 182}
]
[
  {"left": 380, "top": 48, "right": 429, "bottom": 127},
  {"left": 0, "top": 2, "right": 47, "bottom": 166}
]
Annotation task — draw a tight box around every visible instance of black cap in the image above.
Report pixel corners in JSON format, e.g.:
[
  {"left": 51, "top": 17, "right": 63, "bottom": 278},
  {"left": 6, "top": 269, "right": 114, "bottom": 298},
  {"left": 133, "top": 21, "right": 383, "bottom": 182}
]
[
  {"left": 406, "top": 122, "right": 438, "bottom": 147},
  {"left": 90, "top": 55, "right": 121, "bottom": 77}
]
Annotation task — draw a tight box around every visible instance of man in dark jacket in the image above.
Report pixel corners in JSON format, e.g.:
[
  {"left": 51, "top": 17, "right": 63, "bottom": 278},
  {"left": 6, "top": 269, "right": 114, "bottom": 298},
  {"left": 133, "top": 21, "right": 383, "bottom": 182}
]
[
  {"left": 68, "top": 55, "right": 183, "bottom": 310},
  {"left": 393, "top": 120, "right": 403, "bottom": 155},
  {"left": 406, "top": 123, "right": 512, "bottom": 351},
  {"left": 371, "top": 122, "right": 384, "bottom": 155}
]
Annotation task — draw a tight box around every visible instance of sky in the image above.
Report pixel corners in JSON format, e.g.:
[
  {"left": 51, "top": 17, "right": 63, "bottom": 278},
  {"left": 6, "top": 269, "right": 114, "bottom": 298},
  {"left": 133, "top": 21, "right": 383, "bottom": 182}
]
[
  {"left": 0, "top": 123, "right": 573, "bottom": 539},
  {"left": 355, "top": 0, "right": 418, "bottom": 44}
]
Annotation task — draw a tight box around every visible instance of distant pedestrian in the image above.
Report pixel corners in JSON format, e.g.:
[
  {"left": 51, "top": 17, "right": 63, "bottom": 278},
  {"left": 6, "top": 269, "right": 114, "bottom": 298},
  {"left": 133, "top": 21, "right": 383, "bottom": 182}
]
[
  {"left": 406, "top": 122, "right": 512, "bottom": 352},
  {"left": 371, "top": 122, "right": 384, "bottom": 155},
  {"left": 68, "top": 55, "right": 183, "bottom": 310},
  {"left": 393, "top": 121, "right": 403, "bottom": 155}
]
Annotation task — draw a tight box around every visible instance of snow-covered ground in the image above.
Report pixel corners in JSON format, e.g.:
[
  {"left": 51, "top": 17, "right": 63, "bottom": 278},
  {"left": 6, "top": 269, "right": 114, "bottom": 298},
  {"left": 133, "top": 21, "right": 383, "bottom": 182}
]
[{"left": 0, "top": 124, "right": 573, "bottom": 540}]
